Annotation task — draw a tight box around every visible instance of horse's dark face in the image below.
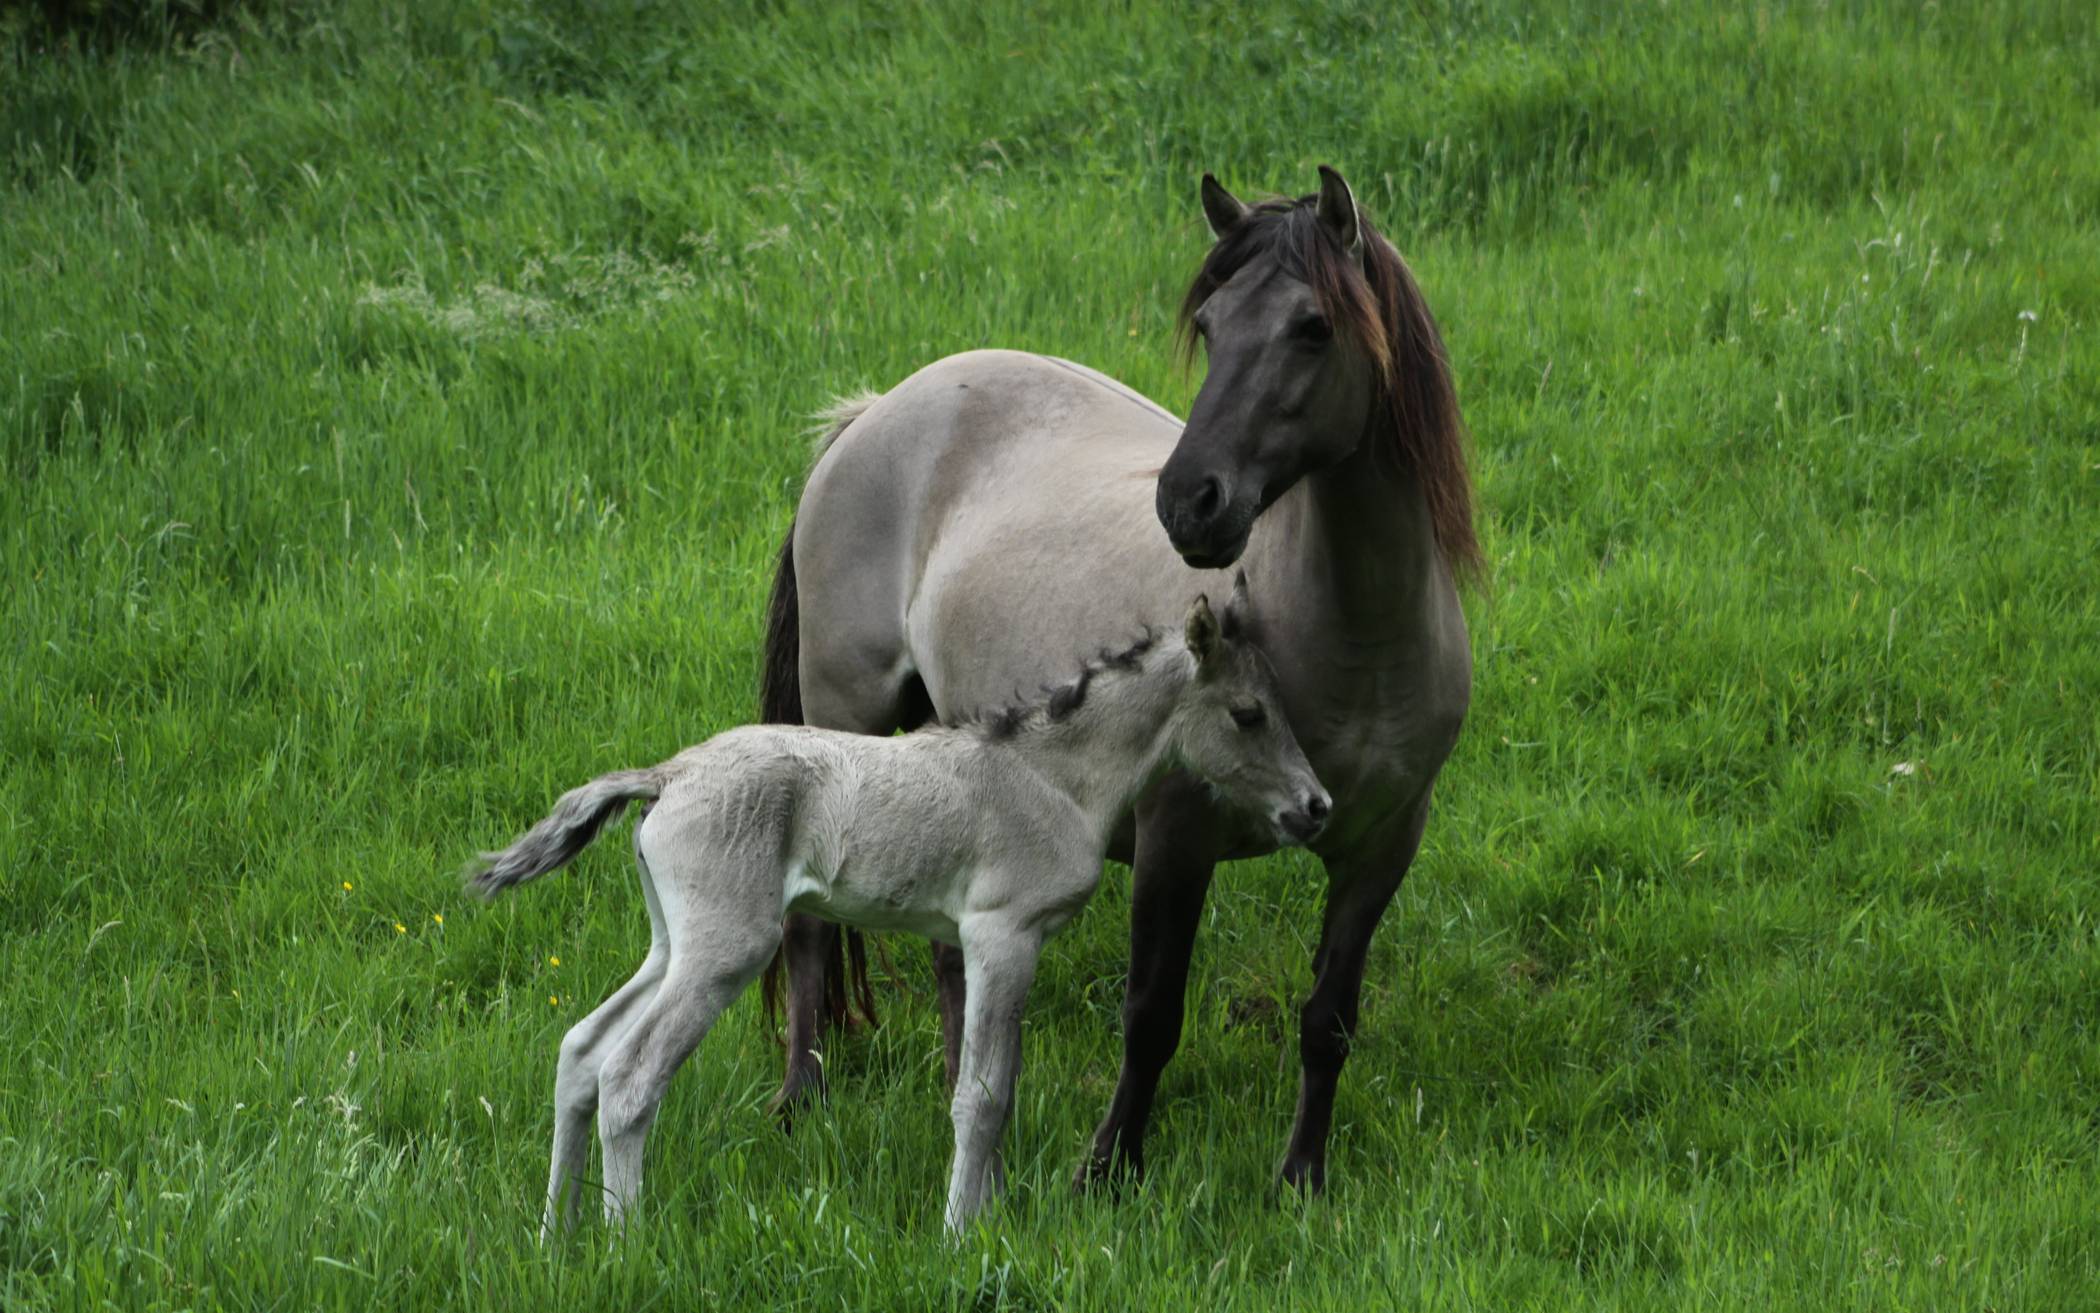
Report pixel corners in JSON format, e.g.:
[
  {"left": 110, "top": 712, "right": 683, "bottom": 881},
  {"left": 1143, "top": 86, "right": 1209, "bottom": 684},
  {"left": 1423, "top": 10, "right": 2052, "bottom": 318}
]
[
  {"left": 1158, "top": 258, "right": 1376, "bottom": 567},
  {"left": 1157, "top": 170, "right": 1380, "bottom": 569}
]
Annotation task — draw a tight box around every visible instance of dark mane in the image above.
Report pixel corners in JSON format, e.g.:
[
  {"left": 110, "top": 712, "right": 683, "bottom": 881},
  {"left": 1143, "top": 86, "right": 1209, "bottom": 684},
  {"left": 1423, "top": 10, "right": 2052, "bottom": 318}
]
[
  {"left": 1177, "top": 196, "right": 1483, "bottom": 582},
  {"left": 948, "top": 630, "right": 1161, "bottom": 741}
]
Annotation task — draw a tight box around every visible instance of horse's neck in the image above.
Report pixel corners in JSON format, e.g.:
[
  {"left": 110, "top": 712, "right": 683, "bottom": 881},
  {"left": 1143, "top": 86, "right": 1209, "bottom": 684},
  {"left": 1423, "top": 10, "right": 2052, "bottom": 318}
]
[
  {"left": 1254, "top": 422, "right": 1448, "bottom": 640},
  {"left": 1002, "top": 653, "right": 1188, "bottom": 833}
]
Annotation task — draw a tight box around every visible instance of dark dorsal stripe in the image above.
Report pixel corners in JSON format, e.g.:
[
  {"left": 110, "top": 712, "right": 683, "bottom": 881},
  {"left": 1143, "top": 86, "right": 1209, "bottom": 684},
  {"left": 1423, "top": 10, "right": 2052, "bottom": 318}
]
[{"left": 959, "top": 630, "right": 1160, "bottom": 740}]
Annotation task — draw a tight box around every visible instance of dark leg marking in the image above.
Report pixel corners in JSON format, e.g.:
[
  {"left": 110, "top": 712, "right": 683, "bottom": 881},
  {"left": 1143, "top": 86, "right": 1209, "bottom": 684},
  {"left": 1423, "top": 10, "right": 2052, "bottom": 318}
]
[
  {"left": 770, "top": 914, "right": 841, "bottom": 1124},
  {"left": 1075, "top": 781, "right": 1219, "bottom": 1190},
  {"left": 772, "top": 673, "right": 933, "bottom": 1125},
  {"left": 931, "top": 940, "right": 968, "bottom": 1091},
  {"left": 1276, "top": 795, "right": 1432, "bottom": 1194}
]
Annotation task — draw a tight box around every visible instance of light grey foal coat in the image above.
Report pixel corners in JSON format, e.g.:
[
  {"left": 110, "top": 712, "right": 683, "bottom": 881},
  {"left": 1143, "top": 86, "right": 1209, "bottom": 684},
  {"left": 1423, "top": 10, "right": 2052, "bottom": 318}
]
[{"left": 469, "top": 590, "right": 1325, "bottom": 1233}]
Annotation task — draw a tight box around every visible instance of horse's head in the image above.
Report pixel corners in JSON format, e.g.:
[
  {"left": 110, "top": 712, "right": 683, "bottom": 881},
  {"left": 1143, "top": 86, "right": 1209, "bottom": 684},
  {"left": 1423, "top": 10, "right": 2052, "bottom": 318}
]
[
  {"left": 1156, "top": 167, "right": 1480, "bottom": 579},
  {"left": 1156, "top": 167, "right": 1377, "bottom": 567}
]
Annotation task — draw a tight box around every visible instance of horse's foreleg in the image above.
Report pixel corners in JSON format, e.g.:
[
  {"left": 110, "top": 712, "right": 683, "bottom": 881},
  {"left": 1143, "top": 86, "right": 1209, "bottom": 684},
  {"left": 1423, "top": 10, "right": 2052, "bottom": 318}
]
[
  {"left": 1076, "top": 789, "right": 1217, "bottom": 1191},
  {"left": 770, "top": 912, "right": 839, "bottom": 1123},
  {"left": 1276, "top": 794, "right": 1432, "bottom": 1194},
  {"left": 944, "top": 916, "right": 1040, "bottom": 1233}
]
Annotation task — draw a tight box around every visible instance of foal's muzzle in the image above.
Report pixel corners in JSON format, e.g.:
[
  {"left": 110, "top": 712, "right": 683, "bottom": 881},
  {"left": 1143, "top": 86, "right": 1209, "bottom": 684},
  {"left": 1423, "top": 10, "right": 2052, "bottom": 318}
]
[{"left": 1278, "top": 791, "right": 1332, "bottom": 845}]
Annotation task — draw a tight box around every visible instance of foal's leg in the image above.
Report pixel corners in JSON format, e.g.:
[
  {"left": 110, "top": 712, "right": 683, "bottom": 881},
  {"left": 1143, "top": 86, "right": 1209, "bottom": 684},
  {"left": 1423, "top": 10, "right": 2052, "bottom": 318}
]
[
  {"left": 944, "top": 915, "right": 1041, "bottom": 1233},
  {"left": 1276, "top": 793, "right": 1432, "bottom": 1194},
  {"left": 544, "top": 948, "right": 666, "bottom": 1238},
  {"left": 596, "top": 816, "right": 782, "bottom": 1226},
  {"left": 544, "top": 823, "right": 673, "bottom": 1240},
  {"left": 1077, "top": 782, "right": 1219, "bottom": 1189},
  {"left": 595, "top": 925, "right": 774, "bottom": 1227}
]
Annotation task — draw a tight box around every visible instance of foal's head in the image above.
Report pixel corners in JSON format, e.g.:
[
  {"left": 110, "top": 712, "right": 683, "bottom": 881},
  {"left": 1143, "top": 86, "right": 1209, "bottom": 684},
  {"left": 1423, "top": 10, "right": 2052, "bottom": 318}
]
[
  {"left": 1157, "top": 166, "right": 1479, "bottom": 578},
  {"left": 1170, "top": 578, "right": 1329, "bottom": 845}
]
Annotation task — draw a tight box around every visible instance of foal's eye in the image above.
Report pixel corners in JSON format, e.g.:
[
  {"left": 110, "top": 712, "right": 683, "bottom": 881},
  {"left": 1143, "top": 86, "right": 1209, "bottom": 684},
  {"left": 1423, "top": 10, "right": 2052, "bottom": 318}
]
[
  {"left": 1230, "top": 705, "right": 1267, "bottom": 729},
  {"left": 1291, "top": 315, "right": 1333, "bottom": 346}
]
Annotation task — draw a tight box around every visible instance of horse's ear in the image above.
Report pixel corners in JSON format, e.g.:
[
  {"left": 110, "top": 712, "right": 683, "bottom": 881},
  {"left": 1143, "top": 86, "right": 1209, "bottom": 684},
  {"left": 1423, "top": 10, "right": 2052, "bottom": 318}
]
[
  {"left": 1185, "top": 593, "right": 1221, "bottom": 666},
  {"left": 1220, "top": 569, "right": 1251, "bottom": 641},
  {"left": 1315, "top": 164, "right": 1363, "bottom": 265},
  {"left": 1201, "top": 173, "right": 1249, "bottom": 240}
]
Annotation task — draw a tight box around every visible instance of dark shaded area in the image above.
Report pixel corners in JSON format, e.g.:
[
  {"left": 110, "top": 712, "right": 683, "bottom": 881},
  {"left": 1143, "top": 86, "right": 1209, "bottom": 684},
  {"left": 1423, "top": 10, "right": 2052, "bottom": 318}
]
[{"left": 4, "top": 0, "right": 263, "bottom": 49}]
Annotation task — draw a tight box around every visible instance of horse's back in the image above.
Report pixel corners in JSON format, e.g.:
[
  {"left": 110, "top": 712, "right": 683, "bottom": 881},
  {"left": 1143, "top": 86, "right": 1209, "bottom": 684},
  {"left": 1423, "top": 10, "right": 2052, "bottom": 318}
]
[
  {"left": 800, "top": 350, "right": 1180, "bottom": 533},
  {"left": 793, "top": 351, "right": 1205, "bottom": 726}
]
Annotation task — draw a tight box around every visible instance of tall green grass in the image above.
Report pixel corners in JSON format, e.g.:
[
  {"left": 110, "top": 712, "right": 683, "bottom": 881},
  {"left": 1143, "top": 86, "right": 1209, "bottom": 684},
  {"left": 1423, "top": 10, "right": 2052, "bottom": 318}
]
[{"left": 5, "top": 1, "right": 2097, "bottom": 1307}]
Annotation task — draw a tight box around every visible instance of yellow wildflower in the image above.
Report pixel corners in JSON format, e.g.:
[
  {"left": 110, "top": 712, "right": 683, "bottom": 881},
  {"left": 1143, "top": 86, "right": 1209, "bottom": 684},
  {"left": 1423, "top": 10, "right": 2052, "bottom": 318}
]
[
  {"left": 433, "top": 913, "right": 444, "bottom": 925},
  {"left": 549, "top": 956, "right": 561, "bottom": 968},
  {"left": 342, "top": 881, "right": 353, "bottom": 892},
  {"left": 395, "top": 922, "right": 407, "bottom": 934}
]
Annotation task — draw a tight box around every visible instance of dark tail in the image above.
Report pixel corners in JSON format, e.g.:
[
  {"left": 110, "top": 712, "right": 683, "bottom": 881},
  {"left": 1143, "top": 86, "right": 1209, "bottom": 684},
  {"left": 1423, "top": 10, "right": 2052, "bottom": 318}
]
[
  {"left": 759, "top": 522, "right": 803, "bottom": 726},
  {"left": 464, "top": 768, "right": 662, "bottom": 900},
  {"left": 755, "top": 511, "right": 877, "bottom": 1033}
]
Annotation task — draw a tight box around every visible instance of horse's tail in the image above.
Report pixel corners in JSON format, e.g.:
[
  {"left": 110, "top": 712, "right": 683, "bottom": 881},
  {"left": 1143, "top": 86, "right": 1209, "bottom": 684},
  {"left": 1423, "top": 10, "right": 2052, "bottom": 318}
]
[
  {"left": 464, "top": 768, "right": 664, "bottom": 900},
  {"left": 759, "top": 523, "right": 803, "bottom": 726},
  {"left": 759, "top": 392, "right": 882, "bottom": 1031},
  {"left": 758, "top": 391, "right": 879, "bottom": 727}
]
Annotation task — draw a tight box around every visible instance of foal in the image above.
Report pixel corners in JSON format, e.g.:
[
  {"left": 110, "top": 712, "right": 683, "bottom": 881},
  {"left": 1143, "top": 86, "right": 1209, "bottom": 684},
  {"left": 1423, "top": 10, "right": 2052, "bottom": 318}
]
[{"left": 468, "top": 583, "right": 1328, "bottom": 1234}]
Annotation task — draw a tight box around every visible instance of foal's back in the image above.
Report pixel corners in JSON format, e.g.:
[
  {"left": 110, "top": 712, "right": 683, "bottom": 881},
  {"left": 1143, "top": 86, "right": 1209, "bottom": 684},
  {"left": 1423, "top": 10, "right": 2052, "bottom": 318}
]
[{"left": 645, "top": 724, "right": 1078, "bottom": 942}]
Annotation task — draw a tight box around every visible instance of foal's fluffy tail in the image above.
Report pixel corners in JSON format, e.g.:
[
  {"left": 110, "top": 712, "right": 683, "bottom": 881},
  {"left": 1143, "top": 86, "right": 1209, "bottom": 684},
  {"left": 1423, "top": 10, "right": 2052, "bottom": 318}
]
[{"left": 465, "top": 768, "right": 663, "bottom": 900}]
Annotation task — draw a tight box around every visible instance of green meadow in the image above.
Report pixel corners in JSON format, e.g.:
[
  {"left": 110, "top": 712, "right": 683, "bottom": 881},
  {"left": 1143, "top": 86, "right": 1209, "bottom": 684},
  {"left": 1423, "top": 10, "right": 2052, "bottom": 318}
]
[{"left": 5, "top": 1, "right": 2097, "bottom": 1306}]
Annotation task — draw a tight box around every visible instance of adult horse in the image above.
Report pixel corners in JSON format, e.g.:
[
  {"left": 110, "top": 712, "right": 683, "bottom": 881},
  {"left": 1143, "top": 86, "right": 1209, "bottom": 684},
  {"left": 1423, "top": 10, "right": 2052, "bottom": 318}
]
[{"left": 762, "top": 166, "right": 1479, "bottom": 1192}]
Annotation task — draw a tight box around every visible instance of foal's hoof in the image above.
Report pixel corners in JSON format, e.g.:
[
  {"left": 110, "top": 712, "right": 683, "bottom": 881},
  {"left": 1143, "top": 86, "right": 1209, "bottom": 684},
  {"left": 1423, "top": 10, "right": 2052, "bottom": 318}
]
[{"left": 1275, "top": 1154, "right": 1327, "bottom": 1197}]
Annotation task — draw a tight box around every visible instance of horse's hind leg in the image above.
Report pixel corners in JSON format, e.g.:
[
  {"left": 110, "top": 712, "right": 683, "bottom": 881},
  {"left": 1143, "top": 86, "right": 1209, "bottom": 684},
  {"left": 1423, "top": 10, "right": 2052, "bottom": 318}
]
[
  {"left": 930, "top": 940, "right": 967, "bottom": 1090},
  {"left": 771, "top": 668, "right": 931, "bottom": 1121},
  {"left": 772, "top": 913, "right": 842, "bottom": 1121}
]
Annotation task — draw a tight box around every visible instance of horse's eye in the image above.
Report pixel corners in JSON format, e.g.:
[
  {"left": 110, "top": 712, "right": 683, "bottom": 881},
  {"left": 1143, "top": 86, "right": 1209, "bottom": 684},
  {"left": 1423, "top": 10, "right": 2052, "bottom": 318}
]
[
  {"left": 1230, "top": 705, "right": 1266, "bottom": 729},
  {"left": 1292, "top": 315, "right": 1332, "bottom": 345}
]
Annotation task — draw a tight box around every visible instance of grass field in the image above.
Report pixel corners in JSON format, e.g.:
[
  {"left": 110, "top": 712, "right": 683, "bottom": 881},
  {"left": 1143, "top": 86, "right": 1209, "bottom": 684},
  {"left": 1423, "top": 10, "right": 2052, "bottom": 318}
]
[{"left": 6, "top": 1, "right": 2099, "bottom": 1307}]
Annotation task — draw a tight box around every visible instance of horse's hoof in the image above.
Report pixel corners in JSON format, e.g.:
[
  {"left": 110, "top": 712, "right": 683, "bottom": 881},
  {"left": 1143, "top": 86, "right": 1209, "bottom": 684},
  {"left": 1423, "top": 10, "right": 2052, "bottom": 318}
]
[
  {"left": 767, "top": 1072, "right": 825, "bottom": 1131},
  {"left": 1275, "top": 1154, "right": 1326, "bottom": 1196},
  {"left": 1071, "top": 1150, "right": 1140, "bottom": 1196}
]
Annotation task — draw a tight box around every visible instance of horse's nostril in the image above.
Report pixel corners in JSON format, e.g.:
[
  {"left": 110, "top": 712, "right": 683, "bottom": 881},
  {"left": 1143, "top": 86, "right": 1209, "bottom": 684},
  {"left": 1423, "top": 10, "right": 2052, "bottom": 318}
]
[
  {"left": 1193, "top": 475, "right": 1223, "bottom": 518},
  {"left": 1306, "top": 794, "right": 1330, "bottom": 822}
]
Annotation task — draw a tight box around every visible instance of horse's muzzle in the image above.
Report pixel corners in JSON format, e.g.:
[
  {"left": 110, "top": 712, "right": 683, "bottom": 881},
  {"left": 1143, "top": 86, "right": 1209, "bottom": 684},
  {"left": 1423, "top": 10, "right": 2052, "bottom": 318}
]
[{"left": 1156, "top": 473, "right": 1255, "bottom": 568}]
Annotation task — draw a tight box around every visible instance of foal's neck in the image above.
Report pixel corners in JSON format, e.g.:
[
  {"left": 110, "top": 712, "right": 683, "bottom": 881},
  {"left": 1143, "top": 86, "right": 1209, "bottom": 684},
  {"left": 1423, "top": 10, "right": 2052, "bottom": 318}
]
[{"left": 999, "top": 648, "right": 1191, "bottom": 838}]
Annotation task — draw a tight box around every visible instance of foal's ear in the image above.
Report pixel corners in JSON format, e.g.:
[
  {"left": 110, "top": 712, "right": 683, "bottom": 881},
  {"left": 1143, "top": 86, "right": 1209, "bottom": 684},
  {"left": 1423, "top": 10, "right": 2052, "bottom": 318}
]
[
  {"left": 1220, "top": 569, "right": 1251, "bottom": 641},
  {"left": 1315, "top": 164, "right": 1363, "bottom": 265},
  {"left": 1201, "top": 172, "right": 1250, "bottom": 240},
  {"left": 1185, "top": 593, "right": 1221, "bottom": 666}
]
